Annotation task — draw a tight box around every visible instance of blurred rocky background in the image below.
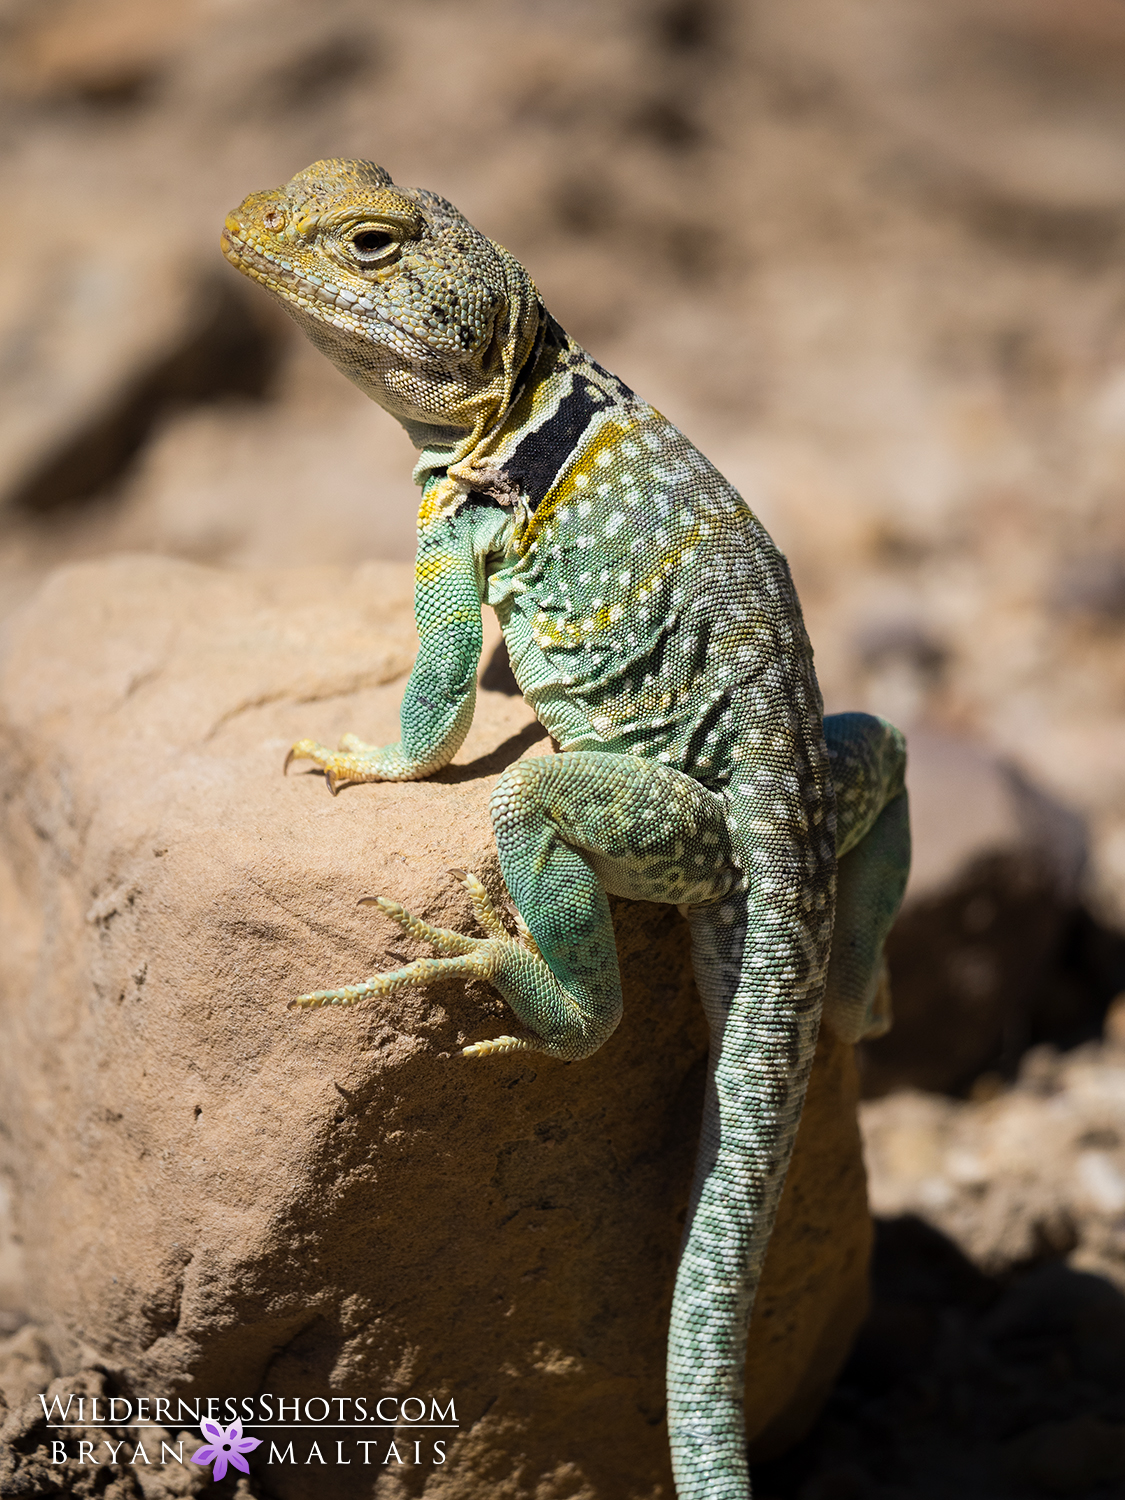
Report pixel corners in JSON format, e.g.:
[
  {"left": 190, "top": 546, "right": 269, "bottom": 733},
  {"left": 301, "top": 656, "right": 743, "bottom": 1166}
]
[{"left": 2, "top": 0, "right": 1125, "bottom": 1495}]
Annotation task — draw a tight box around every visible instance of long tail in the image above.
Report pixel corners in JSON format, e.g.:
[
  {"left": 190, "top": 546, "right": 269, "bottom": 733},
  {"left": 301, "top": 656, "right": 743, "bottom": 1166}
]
[
  {"left": 667, "top": 711, "right": 909, "bottom": 1497},
  {"left": 667, "top": 886, "right": 828, "bottom": 1500}
]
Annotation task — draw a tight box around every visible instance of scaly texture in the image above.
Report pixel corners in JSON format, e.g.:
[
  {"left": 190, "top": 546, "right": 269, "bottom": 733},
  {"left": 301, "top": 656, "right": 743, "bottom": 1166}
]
[{"left": 222, "top": 160, "right": 911, "bottom": 1499}]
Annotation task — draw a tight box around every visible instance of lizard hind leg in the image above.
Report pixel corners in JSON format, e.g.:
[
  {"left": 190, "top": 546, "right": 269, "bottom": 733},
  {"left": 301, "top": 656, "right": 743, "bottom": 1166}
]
[
  {"left": 286, "top": 874, "right": 533, "bottom": 1043},
  {"left": 485, "top": 750, "right": 737, "bottom": 1063},
  {"left": 289, "top": 749, "right": 737, "bottom": 1062},
  {"left": 287, "top": 869, "right": 603, "bottom": 1061},
  {"left": 821, "top": 712, "right": 911, "bottom": 1043}
]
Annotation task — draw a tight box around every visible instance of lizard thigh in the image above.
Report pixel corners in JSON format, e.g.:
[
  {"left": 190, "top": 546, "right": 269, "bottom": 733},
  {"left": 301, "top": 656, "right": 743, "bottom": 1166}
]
[
  {"left": 491, "top": 749, "right": 735, "bottom": 924},
  {"left": 822, "top": 712, "right": 911, "bottom": 1042},
  {"left": 487, "top": 752, "right": 732, "bottom": 1059}
]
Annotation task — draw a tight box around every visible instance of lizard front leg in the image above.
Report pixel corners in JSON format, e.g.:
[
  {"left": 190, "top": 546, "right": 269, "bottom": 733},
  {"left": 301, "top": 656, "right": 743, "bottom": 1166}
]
[{"left": 285, "top": 510, "right": 493, "bottom": 791}]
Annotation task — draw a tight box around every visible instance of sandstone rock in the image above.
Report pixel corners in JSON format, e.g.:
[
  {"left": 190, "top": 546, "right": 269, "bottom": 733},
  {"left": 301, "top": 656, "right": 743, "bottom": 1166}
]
[
  {"left": 0, "top": 555, "right": 871, "bottom": 1498},
  {"left": 1, "top": 1365, "right": 212, "bottom": 1500}
]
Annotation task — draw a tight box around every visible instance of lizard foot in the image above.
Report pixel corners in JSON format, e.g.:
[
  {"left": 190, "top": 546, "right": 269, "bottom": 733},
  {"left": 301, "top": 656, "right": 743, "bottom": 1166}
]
[
  {"left": 284, "top": 733, "right": 443, "bottom": 790},
  {"left": 283, "top": 736, "right": 379, "bottom": 794},
  {"left": 287, "top": 871, "right": 539, "bottom": 1057}
]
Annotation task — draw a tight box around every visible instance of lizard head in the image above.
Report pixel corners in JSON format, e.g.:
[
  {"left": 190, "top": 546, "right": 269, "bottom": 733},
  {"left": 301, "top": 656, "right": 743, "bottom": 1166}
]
[{"left": 222, "top": 158, "right": 543, "bottom": 457}]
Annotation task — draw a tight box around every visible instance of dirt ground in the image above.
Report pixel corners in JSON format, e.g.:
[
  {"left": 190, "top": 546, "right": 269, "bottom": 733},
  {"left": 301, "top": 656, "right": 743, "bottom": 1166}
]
[{"left": 1, "top": 1, "right": 1125, "bottom": 1495}]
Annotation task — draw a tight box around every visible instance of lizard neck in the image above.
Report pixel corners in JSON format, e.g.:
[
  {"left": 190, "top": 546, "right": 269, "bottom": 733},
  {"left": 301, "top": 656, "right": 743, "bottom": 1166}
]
[
  {"left": 408, "top": 307, "right": 555, "bottom": 491},
  {"left": 412, "top": 311, "right": 615, "bottom": 495}
]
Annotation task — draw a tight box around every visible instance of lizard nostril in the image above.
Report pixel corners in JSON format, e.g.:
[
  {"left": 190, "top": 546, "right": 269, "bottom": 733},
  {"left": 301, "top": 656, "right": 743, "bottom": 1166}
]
[{"left": 263, "top": 209, "right": 285, "bottom": 231}]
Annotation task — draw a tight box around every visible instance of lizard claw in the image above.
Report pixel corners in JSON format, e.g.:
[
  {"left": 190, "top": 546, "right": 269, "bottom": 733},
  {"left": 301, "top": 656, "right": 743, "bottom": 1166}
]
[
  {"left": 284, "top": 738, "right": 351, "bottom": 793},
  {"left": 283, "top": 738, "right": 324, "bottom": 775},
  {"left": 286, "top": 873, "right": 526, "bottom": 1014},
  {"left": 282, "top": 734, "right": 408, "bottom": 789}
]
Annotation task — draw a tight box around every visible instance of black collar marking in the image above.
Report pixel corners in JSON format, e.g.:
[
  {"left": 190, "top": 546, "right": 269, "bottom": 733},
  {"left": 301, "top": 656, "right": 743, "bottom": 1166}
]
[{"left": 505, "top": 359, "right": 636, "bottom": 512}]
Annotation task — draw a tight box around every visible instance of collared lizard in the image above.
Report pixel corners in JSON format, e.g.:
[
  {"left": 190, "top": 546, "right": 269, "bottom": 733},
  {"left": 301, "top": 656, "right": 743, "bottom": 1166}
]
[{"left": 222, "top": 159, "right": 910, "bottom": 1500}]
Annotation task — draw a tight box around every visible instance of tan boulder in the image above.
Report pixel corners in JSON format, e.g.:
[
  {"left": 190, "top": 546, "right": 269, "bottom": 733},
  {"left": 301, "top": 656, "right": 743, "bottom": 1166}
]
[{"left": 0, "top": 555, "right": 870, "bottom": 1498}]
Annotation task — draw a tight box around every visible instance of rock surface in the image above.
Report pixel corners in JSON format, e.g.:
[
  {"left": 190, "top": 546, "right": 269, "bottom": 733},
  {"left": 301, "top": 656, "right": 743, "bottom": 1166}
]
[
  {"left": 862, "top": 1022, "right": 1125, "bottom": 1289},
  {"left": 0, "top": 555, "right": 872, "bottom": 1499}
]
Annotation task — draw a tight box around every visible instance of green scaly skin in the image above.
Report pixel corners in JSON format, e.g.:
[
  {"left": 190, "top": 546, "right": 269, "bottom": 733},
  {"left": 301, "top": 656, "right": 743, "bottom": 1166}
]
[{"left": 222, "top": 159, "right": 911, "bottom": 1499}]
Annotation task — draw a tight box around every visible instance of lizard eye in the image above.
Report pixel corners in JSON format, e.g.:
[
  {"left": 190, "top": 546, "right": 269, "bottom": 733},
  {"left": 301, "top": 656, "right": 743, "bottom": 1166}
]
[{"left": 350, "top": 228, "right": 395, "bottom": 260}]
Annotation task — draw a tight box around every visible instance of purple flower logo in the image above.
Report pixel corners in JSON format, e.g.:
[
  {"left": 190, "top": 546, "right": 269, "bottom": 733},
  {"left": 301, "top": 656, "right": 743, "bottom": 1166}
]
[{"left": 190, "top": 1419, "right": 261, "bottom": 1482}]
